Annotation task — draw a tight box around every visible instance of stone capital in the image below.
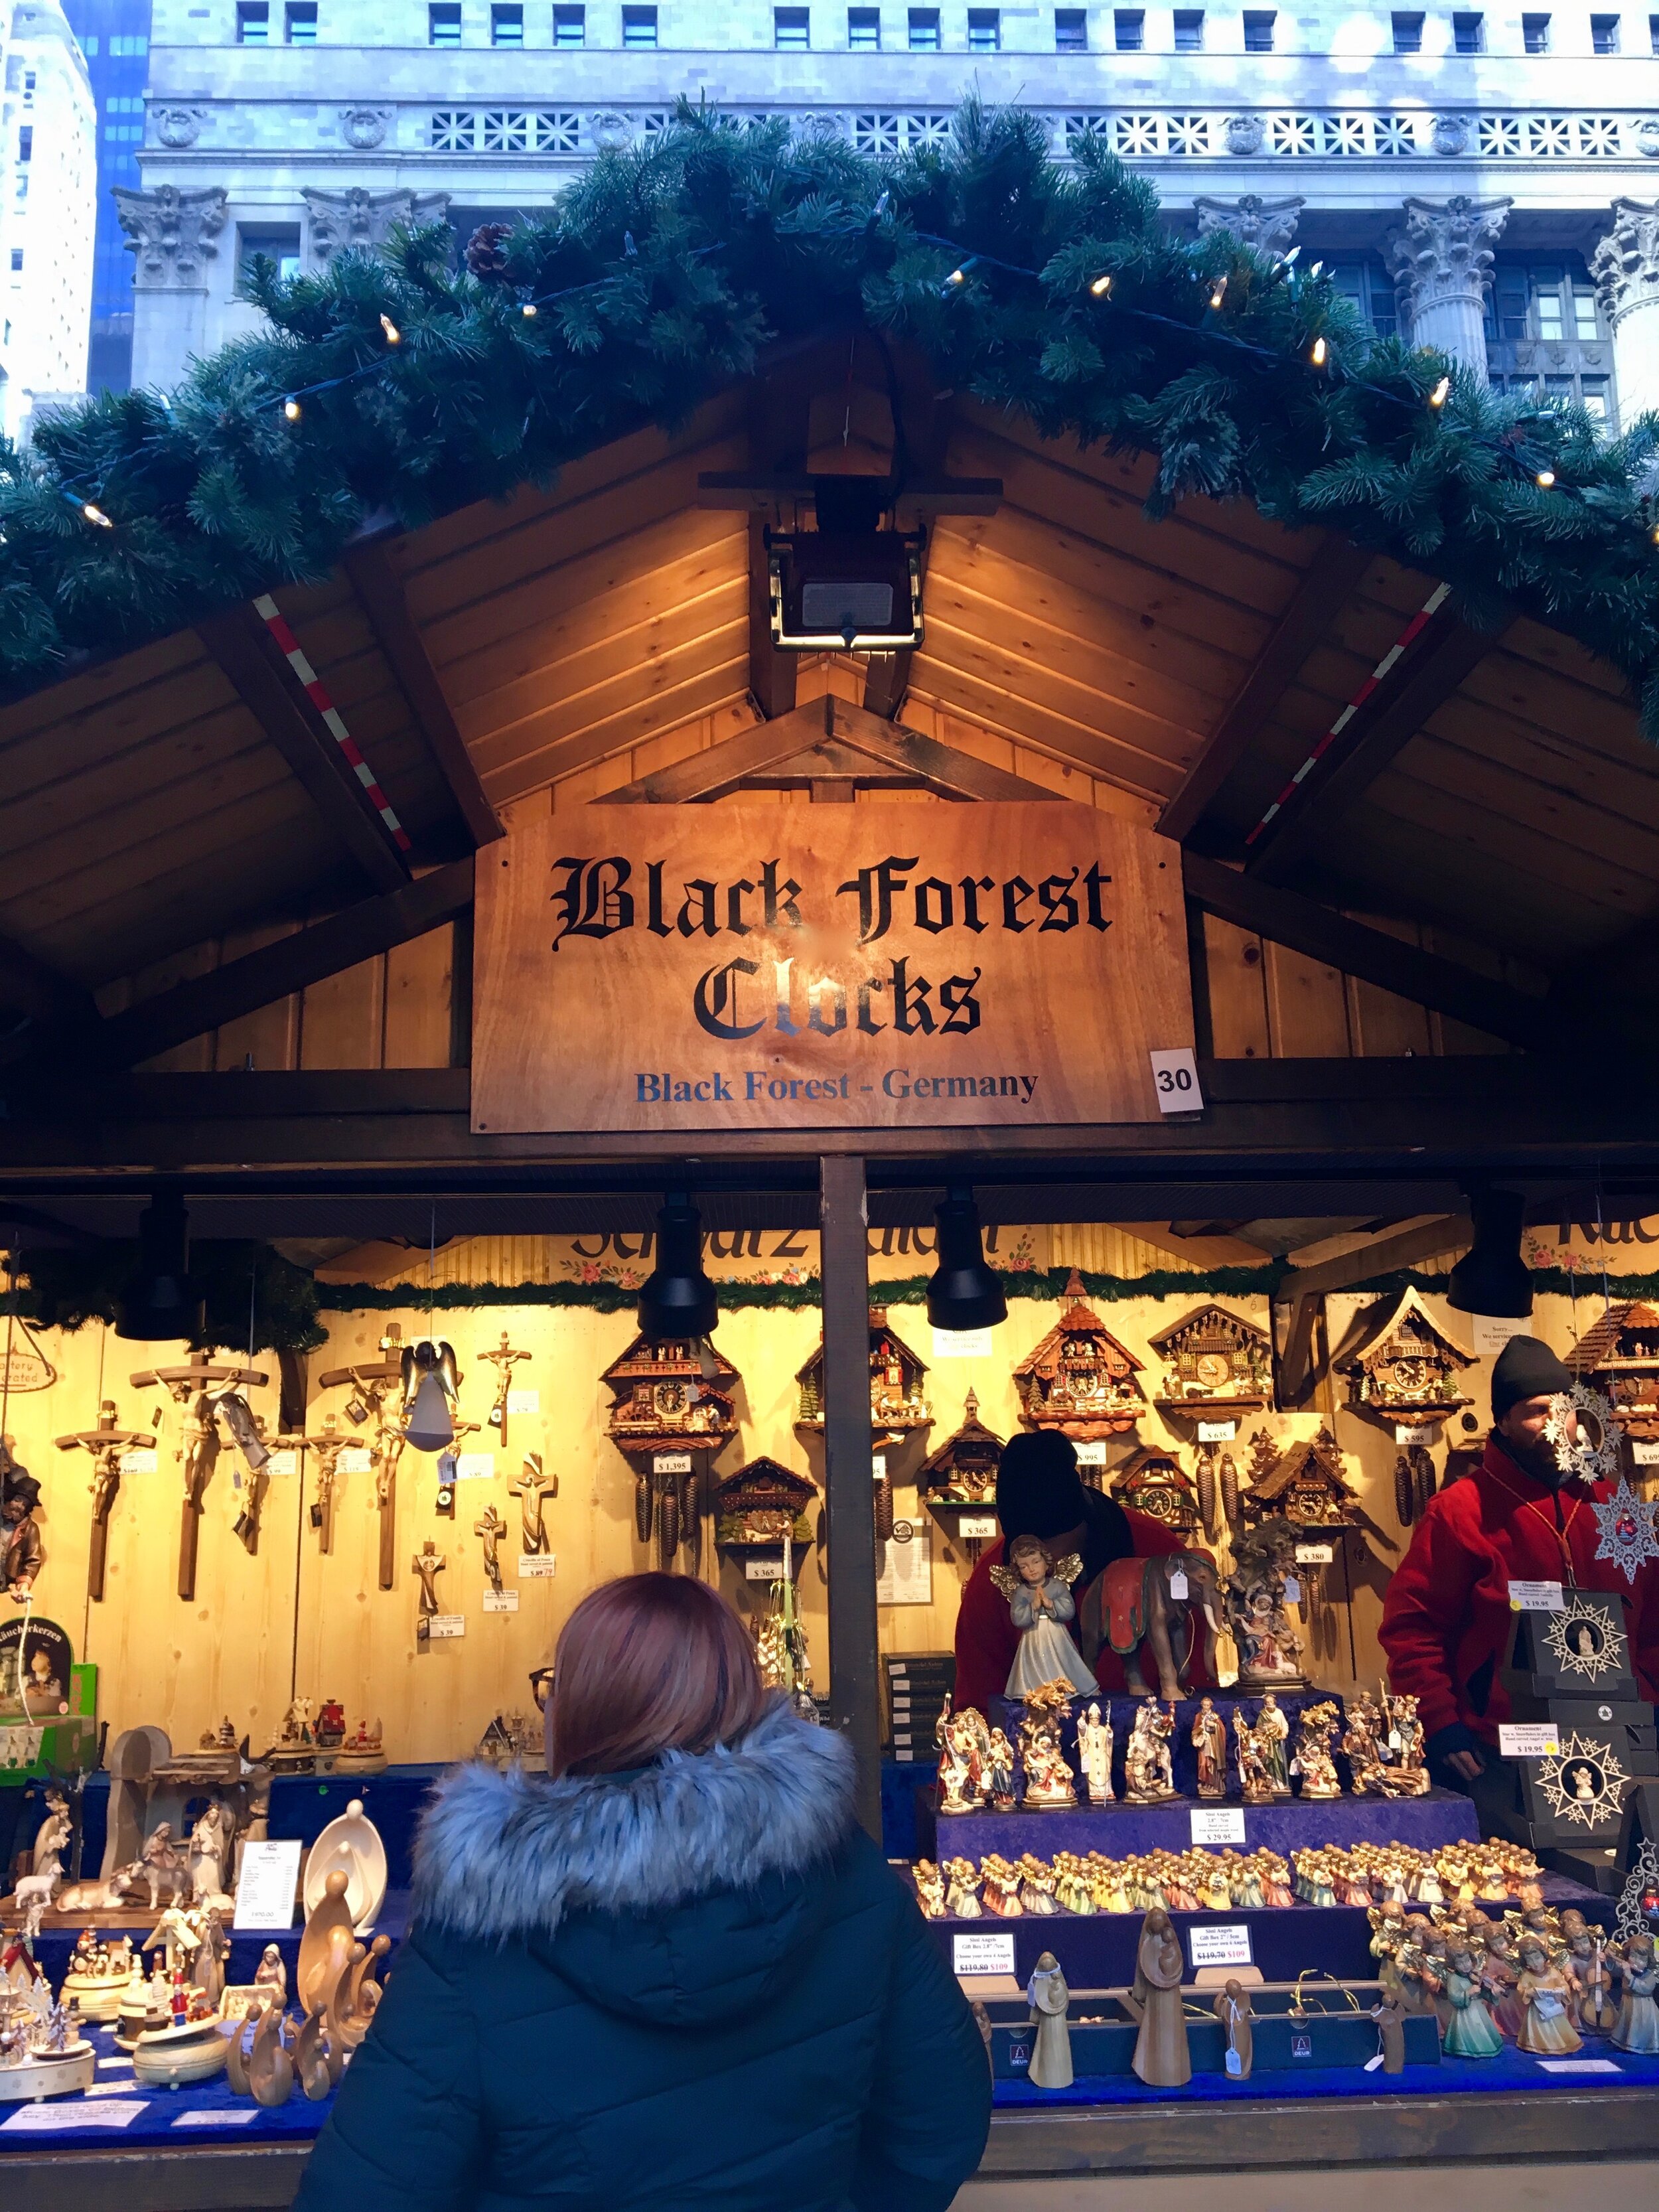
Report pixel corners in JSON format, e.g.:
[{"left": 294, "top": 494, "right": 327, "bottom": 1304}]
[
  {"left": 1193, "top": 194, "right": 1305, "bottom": 258},
  {"left": 302, "top": 186, "right": 452, "bottom": 268},
  {"left": 1590, "top": 200, "right": 1659, "bottom": 327},
  {"left": 113, "top": 186, "right": 228, "bottom": 289},
  {"left": 1384, "top": 194, "right": 1512, "bottom": 324}
]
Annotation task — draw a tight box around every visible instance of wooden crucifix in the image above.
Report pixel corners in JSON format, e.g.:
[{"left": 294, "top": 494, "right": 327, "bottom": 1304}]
[
  {"left": 294, "top": 1413, "right": 352, "bottom": 1554},
  {"left": 477, "top": 1333, "right": 531, "bottom": 1449},
  {"left": 56, "top": 1399, "right": 156, "bottom": 1603},
  {"left": 318, "top": 1324, "right": 406, "bottom": 1591},
  {"left": 510, "top": 1453, "right": 557, "bottom": 1555},
  {"left": 129, "top": 1361, "right": 269, "bottom": 1601}
]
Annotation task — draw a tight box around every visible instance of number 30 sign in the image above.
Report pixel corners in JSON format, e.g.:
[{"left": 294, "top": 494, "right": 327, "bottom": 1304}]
[{"left": 1148, "top": 1048, "right": 1205, "bottom": 1115}]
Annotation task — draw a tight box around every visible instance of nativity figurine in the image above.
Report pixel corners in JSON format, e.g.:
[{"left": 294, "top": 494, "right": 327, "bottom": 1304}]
[
  {"left": 1077, "top": 1700, "right": 1114, "bottom": 1805},
  {"left": 1122, "top": 1698, "right": 1177, "bottom": 1804},
  {"left": 1127, "top": 1906, "right": 1190, "bottom": 2086},
  {"left": 1026, "top": 1952, "right": 1073, "bottom": 2089},
  {"left": 1016, "top": 1681, "right": 1080, "bottom": 1810},
  {"left": 1190, "top": 1696, "right": 1228, "bottom": 1799}
]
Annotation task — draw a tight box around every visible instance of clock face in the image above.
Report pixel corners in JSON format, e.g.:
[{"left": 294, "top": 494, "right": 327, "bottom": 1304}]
[
  {"left": 1388, "top": 1358, "right": 1430, "bottom": 1392},
  {"left": 1194, "top": 1352, "right": 1231, "bottom": 1389}
]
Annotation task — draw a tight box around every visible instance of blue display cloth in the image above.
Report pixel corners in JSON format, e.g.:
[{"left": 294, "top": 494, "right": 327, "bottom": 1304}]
[
  {"left": 992, "top": 2043, "right": 1659, "bottom": 2107},
  {"left": 0, "top": 2019, "right": 336, "bottom": 2151},
  {"left": 936, "top": 1785, "right": 1480, "bottom": 1864}
]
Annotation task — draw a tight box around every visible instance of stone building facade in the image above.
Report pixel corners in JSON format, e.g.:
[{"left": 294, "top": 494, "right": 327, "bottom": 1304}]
[{"left": 125, "top": 3, "right": 1659, "bottom": 425}]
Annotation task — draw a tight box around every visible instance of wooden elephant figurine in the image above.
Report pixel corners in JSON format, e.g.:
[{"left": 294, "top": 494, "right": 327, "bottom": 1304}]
[{"left": 1078, "top": 1550, "right": 1222, "bottom": 1698}]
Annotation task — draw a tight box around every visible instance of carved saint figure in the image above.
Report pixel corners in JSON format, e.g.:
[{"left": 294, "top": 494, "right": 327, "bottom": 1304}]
[
  {"left": 1190, "top": 1696, "right": 1228, "bottom": 1798},
  {"left": 1076, "top": 1700, "right": 1114, "bottom": 1805},
  {"left": 1128, "top": 1906, "right": 1190, "bottom": 2086}
]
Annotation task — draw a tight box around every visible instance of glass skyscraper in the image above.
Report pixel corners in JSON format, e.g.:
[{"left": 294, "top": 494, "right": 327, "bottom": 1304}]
[{"left": 60, "top": 0, "right": 151, "bottom": 392}]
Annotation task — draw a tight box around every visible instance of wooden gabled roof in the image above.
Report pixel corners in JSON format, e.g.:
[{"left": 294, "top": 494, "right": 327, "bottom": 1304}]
[
  {"left": 1331, "top": 1284, "right": 1476, "bottom": 1375},
  {"left": 1012, "top": 1271, "right": 1144, "bottom": 1380},
  {"left": 1567, "top": 1298, "right": 1659, "bottom": 1373}
]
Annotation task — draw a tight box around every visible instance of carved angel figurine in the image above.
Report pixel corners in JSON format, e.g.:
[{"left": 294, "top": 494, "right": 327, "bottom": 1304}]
[{"left": 991, "top": 1535, "right": 1098, "bottom": 1698}]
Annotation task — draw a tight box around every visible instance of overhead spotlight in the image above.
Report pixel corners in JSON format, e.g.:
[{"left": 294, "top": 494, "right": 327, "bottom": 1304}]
[
  {"left": 115, "top": 1189, "right": 206, "bottom": 1342},
  {"left": 1089, "top": 272, "right": 1113, "bottom": 297},
  {"left": 1447, "top": 1185, "right": 1534, "bottom": 1319},
  {"left": 928, "top": 1183, "right": 1008, "bottom": 1333},
  {"left": 379, "top": 312, "right": 401, "bottom": 344},
  {"left": 638, "top": 1190, "right": 718, "bottom": 1343},
  {"left": 768, "top": 476, "right": 924, "bottom": 654},
  {"left": 1429, "top": 376, "right": 1451, "bottom": 408}
]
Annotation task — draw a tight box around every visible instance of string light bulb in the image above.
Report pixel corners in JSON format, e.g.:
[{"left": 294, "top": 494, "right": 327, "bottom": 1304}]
[
  {"left": 1208, "top": 276, "right": 1228, "bottom": 310},
  {"left": 379, "top": 312, "right": 401, "bottom": 344},
  {"left": 1428, "top": 376, "right": 1451, "bottom": 409},
  {"left": 1089, "top": 272, "right": 1112, "bottom": 297},
  {"left": 283, "top": 397, "right": 301, "bottom": 422},
  {"left": 521, "top": 301, "right": 538, "bottom": 317},
  {"left": 82, "top": 500, "right": 112, "bottom": 528},
  {"left": 1310, "top": 336, "right": 1328, "bottom": 367},
  {"left": 1536, "top": 467, "right": 1557, "bottom": 488}
]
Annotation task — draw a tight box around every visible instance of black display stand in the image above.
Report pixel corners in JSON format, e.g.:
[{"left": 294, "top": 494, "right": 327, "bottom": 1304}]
[{"left": 1497, "top": 1591, "right": 1659, "bottom": 1864}]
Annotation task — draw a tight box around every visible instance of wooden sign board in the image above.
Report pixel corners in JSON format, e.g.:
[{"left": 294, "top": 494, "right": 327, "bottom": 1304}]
[{"left": 472, "top": 801, "right": 1194, "bottom": 1134}]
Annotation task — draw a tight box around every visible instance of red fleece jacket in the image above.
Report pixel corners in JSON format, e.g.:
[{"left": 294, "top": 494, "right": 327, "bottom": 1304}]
[
  {"left": 952, "top": 1509, "right": 1207, "bottom": 1713},
  {"left": 1378, "top": 1434, "right": 1659, "bottom": 1745}
]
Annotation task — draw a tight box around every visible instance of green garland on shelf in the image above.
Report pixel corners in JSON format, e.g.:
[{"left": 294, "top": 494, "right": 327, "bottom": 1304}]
[
  {"left": 3, "top": 102, "right": 1658, "bottom": 722},
  {"left": 19, "top": 1240, "right": 328, "bottom": 1353}
]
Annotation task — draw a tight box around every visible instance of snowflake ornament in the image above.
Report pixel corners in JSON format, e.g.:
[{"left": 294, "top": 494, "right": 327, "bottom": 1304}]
[
  {"left": 1546, "top": 1382, "right": 1623, "bottom": 1483},
  {"left": 1542, "top": 1593, "right": 1629, "bottom": 1682},
  {"left": 1536, "top": 1730, "right": 1628, "bottom": 1830},
  {"left": 1592, "top": 1478, "right": 1659, "bottom": 1585}
]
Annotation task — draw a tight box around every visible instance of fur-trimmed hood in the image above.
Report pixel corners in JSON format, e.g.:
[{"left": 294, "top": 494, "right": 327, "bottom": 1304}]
[{"left": 413, "top": 1697, "right": 857, "bottom": 1947}]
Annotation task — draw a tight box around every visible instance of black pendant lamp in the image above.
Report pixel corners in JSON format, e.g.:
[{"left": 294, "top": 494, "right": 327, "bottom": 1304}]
[
  {"left": 115, "top": 1187, "right": 206, "bottom": 1342},
  {"left": 1447, "top": 1185, "right": 1534, "bottom": 1317},
  {"left": 638, "top": 1191, "right": 719, "bottom": 1343},
  {"left": 928, "top": 1183, "right": 1007, "bottom": 1333}
]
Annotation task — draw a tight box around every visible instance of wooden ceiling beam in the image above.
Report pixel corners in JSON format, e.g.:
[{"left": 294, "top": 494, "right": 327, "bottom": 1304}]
[
  {"left": 744, "top": 385, "right": 813, "bottom": 721},
  {"left": 1183, "top": 849, "right": 1554, "bottom": 1051},
  {"left": 1158, "top": 534, "right": 1374, "bottom": 845},
  {"left": 196, "top": 603, "right": 412, "bottom": 897},
  {"left": 1246, "top": 598, "right": 1509, "bottom": 883},
  {"left": 0, "top": 930, "right": 97, "bottom": 1029},
  {"left": 865, "top": 376, "right": 957, "bottom": 721},
  {"left": 340, "top": 537, "right": 504, "bottom": 851}
]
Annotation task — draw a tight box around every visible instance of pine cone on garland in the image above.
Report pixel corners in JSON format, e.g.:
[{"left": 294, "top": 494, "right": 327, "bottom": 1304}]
[{"left": 465, "top": 222, "right": 512, "bottom": 281}]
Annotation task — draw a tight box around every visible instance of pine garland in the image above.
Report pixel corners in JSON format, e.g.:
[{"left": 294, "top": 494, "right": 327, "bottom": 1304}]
[
  {"left": 2, "top": 103, "right": 1656, "bottom": 722},
  {"left": 19, "top": 1241, "right": 327, "bottom": 1353}
]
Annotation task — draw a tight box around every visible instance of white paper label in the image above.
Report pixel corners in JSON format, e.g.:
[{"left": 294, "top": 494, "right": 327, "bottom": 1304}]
[
  {"left": 745, "top": 1556, "right": 783, "bottom": 1580},
  {"left": 954, "top": 1930, "right": 1017, "bottom": 1977},
  {"left": 518, "top": 1554, "right": 557, "bottom": 1578},
  {"left": 426, "top": 1612, "right": 466, "bottom": 1638},
  {"left": 265, "top": 1449, "right": 300, "bottom": 1477},
  {"left": 117, "top": 1448, "right": 157, "bottom": 1475},
  {"left": 653, "top": 1451, "right": 693, "bottom": 1474},
  {"left": 454, "top": 1453, "right": 495, "bottom": 1481},
  {"left": 879, "top": 1523, "right": 932, "bottom": 1605},
  {"left": 1633, "top": 1441, "right": 1659, "bottom": 1465},
  {"left": 1500, "top": 1724, "right": 1561, "bottom": 1758},
  {"left": 1169, "top": 1570, "right": 1189, "bottom": 1599},
  {"left": 338, "top": 1446, "right": 374, "bottom": 1475},
  {"left": 1074, "top": 1439, "right": 1108, "bottom": 1467},
  {"left": 482, "top": 1590, "right": 520, "bottom": 1613},
  {"left": 96, "top": 2058, "right": 133, "bottom": 2072},
  {"left": 1283, "top": 1576, "right": 1301, "bottom": 1603},
  {"left": 1364, "top": 2052, "right": 1386, "bottom": 2072},
  {"left": 1189, "top": 1923, "right": 1252, "bottom": 1967},
  {"left": 3, "top": 2101, "right": 147, "bottom": 2132},
  {"left": 871, "top": 1454, "right": 887, "bottom": 1479},
  {"left": 1191, "top": 1806, "right": 1247, "bottom": 1845},
  {"left": 1509, "top": 1579, "right": 1565, "bottom": 1611},
  {"left": 932, "top": 1326, "right": 994, "bottom": 1359},
  {"left": 506, "top": 1388, "right": 540, "bottom": 1414},
  {"left": 1536, "top": 2058, "right": 1623, "bottom": 2074},
  {"left": 1295, "top": 1543, "right": 1335, "bottom": 1564},
  {"left": 1149, "top": 1045, "right": 1204, "bottom": 1114},
  {"left": 959, "top": 1514, "right": 998, "bottom": 1539},
  {"left": 173, "top": 2108, "right": 261, "bottom": 2127},
  {"left": 234, "top": 1838, "right": 302, "bottom": 1929},
  {"left": 1473, "top": 1314, "right": 1534, "bottom": 1355},
  {"left": 1196, "top": 1420, "right": 1236, "bottom": 1443}
]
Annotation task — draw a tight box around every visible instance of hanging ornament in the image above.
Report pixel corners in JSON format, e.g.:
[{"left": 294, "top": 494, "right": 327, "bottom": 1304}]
[
  {"left": 1545, "top": 1382, "right": 1623, "bottom": 1485},
  {"left": 1591, "top": 1478, "right": 1659, "bottom": 1585}
]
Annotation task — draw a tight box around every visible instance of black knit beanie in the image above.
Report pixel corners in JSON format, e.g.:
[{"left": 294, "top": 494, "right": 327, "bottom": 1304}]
[
  {"left": 1491, "top": 1335, "right": 1573, "bottom": 1422},
  {"left": 997, "top": 1430, "right": 1086, "bottom": 1541}
]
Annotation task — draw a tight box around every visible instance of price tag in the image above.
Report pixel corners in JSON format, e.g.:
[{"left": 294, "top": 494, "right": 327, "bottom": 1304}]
[
  {"left": 3, "top": 2101, "right": 147, "bottom": 2132},
  {"left": 1536, "top": 2059, "right": 1623, "bottom": 2075},
  {"left": 1500, "top": 1724, "right": 1561, "bottom": 1758},
  {"left": 1196, "top": 1420, "right": 1236, "bottom": 1443},
  {"left": 1633, "top": 1441, "right": 1659, "bottom": 1465},
  {"left": 932, "top": 1326, "right": 993, "bottom": 1359},
  {"left": 482, "top": 1590, "right": 520, "bottom": 1613},
  {"left": 173, "top": 2109, "right": 261, "bottom": 2128},
  {"left": 952, "top": 1930, "right": 1017, "bottom": 1977},
  {"left": 1074, "top": 1439, "right": 1108, "bottom": 1467},
  {"left": 234, "top": 1838, "right": 301, "bottom": 1929},
  {"left": 1283, "top": 1575, "right": 1301, "bottom": 1603},
  {"left": 653, "top": 1451, "right": 693, "bottom": 1475},
  {"left": 117, "top": 1448, "right": 157, "bottom": 1475},
  {"left": 871, "top": 1453, "right": 887, "bottom": 1480},
  {"left": 1472, "top": 1315, "right": 1534, "bottom": 1356},
  {"left": 960, "top": 1514, "right": 998, "bottom": 1539},
  {"left": 265, "top": 1449, "right": 300, "bottom": 1477},
  {"left": 744, "top": 1555, "right": 783, "bottom": 1580},
  {"left": 1295, "top": 1543, "right": 1334, "bottom": 1565},
  {"left": 1508, "top": 1579, "right": 1565, "bottom": 1611},
  {"left": 506, "top": 1388, "right": 540, "bottom": 1415},
  {"left": 518, "top": 1554, "right": 557, "bottom": 1578},
  {"left": 338, "top": 1446, "right": 374, "bottom": 1475},
  {"left": 1149, "top": 1045, "right": 1204, "bottom": 1114},
  {"left": 1169, "top": 1570, "right": 1189, "bottom": 1599},
  {"left": 454, "top": 1453, "right": 495, "bottom": 1481},
  {"left": 1191, "top": 1806, "right": 1247, "bottom": 1845},
  {"left": 1189, "top": 1923, "right": 1252, "bottom": 1968},
  {"left": 426, "top": 1613, "right": 467, "bottom": 1639}
]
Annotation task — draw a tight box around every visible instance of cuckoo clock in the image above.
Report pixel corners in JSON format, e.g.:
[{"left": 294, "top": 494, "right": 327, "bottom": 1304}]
[
  {"left": 601, "top": 1332, "right": 741, "bottom": 1458},
  {"left": 1011, "top": 1272, "right": 1144, "bottom": 1439},
  {"left": 1110, "top": 1444, "right": 1203, "bottom": 1539},
  {"left": 916, "top": 1388, "right": 1005, "bottom": 1558},
  {"left": 1335, "top": 1288, "right": 1475, "bottom": 1428},
  {"left": 714, "top": 1457, "right": 817, "bottom": 1578},
  {"left": 1148, "top": 1303, "right": 1273, "bottom": 1416},
  {"left": 1569, "top": 1299, "right": 1659, "bottom": 1441},
  {"left": 1240, "top": 1426, "right": 1360, "bottom": 1529},
  {"left": 796, "top": 1306, "right": 931, "bottom": 1440}
]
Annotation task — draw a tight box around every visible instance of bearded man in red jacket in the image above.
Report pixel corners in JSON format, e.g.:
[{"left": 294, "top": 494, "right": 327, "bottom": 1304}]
[
  {"left": 1379, "top": 1333, "right": 1659, "bottom": 1810},
  {"left": 953, "top": 1431, "right": 1203, "bottom": 1712}
]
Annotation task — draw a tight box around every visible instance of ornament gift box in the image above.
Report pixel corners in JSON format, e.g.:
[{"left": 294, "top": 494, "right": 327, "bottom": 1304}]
[{"left": 1502, "top": 1591, "right": 1641, "bottom": 1706}]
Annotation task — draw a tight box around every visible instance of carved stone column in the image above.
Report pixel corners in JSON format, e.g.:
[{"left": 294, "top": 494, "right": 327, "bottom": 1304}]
[
  {"left": 113, "top": 185, "right": 229, "bottom": 392},
  {"left": 301, "top": 186, "right": 451, "bottom": 271},
  {"left": 1384, "top": 195, "right": 1512, "bottom": 377},
  {"left": 1590, "top": 201, "right": 1659, "bottom": 428},
  {"left": 1193, "top": 194, "right": 1305, "bottom": 256}
]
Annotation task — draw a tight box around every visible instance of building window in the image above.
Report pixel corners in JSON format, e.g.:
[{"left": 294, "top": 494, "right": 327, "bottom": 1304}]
[
  {"left": 1242, "top": 8, "right": 1273, "bottom": 46},
  {"left": 1580, "top": 378, "right": 1609, "bottom": 421},
  {"left": 622, "top": 5, "right": 658, "bottom": 43},
  {"left": 9, "top": 249, "right": 21, "bottom": 273},
  {"left": 429, "top": 3, "right": 463, "bottom": 43},
  {"left": 491, "top": 2, "right": 523, "bottom": 38},
  {"left": 1522, "top": 11, "right": 1550, "bottom": 48},
  {"left": 1590, "top": 11, "right": 1620, "bottom": 46},
  {"left": 285, "top": 2, "right": 317, "bottom": 38},
  {"left": 17, "top": 125, "right": 31, "bottom": 163},
  {"left": 1330, "top": 259, "right": 1399, "bottom": 342},
  {"left": 1390, "top": 11, "right": 1423, "bottom": 50},
  {"left": 848, "top": 6, "right": 881, "bottom": 44},
  {"left": 1114, "top": 6, "right": 1143, "bottom": 44},
  {"left": 1651, "top": 10, "right": 1659, "bottom": 48},
  {"left": 236, "top": 2, "right": 270, "bottom": 41},
  {"left": 553, "top": 4, "right": 585, "bottom": 41},
  {"left": 236, "top": 226, "right": 303, "bottom": 286},
  {"left": 1055, "top": 7, "right": 1086, "bottom": 46},
  {"left": 908, "top": 5, "right": 940, "bottom": 44},
  {"left": 1451, "top": 10, "right": 1482, "bottom": 47},
  {"left": 1173, "top": 8, "right": 1203, "bottom": 47},
  {"left": 968, "top": 7, "right": 1000, "bottom": 46},
  {"left": 775, "top": 5, "right": 810, "bottom": 42}
]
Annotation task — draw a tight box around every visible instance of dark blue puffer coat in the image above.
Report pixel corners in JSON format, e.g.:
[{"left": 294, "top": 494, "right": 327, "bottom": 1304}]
[{"left": 295, "top": 1701, "right": 990, "bottom": 2212}]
